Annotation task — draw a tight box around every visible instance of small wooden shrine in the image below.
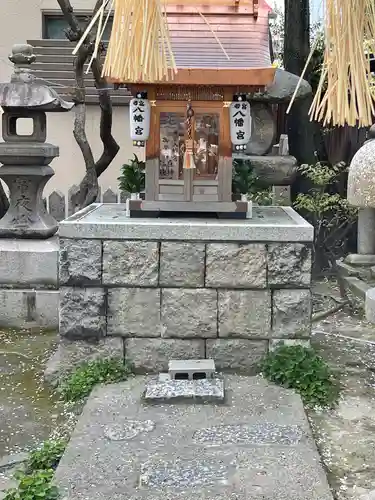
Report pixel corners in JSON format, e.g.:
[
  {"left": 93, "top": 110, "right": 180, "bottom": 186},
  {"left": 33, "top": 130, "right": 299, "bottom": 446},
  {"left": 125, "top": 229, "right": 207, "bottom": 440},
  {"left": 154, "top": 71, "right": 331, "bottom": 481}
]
[{"left": 111, "top": 0, "right": 276, "bottom": 217}]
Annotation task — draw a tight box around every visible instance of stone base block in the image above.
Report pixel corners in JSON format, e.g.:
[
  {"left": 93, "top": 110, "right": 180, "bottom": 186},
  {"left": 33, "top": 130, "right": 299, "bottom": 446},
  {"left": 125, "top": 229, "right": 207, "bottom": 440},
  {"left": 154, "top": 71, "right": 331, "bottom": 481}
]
[
  {"left": 0, "top": 289, "right": 58, "bottom": 329},
  {"left": 206, "top": 339, "right": 268, "bottom": 374},
  {"left": 0, "top": 237, "right": 58, "bottom": 287},
  {"left": 59, "top": 287, "right": 106, "bottom": 340},
  {"left": 272, "top": 289, "right": 311, "bottom": 337},
  {"left": 343, "top": 276, "right": 372, "bottom": 301},
  {"left": 44, "top": 337, "right": 125, "bottom": 387},
  {"left": 125, "top": 338, "right": 205, "bottom": 374},
  {"left": 336, "top": 259, "right": 365, "bottom": 278},
  {"left": 57, "top": 207, "right": 314, "bottom": 375}
]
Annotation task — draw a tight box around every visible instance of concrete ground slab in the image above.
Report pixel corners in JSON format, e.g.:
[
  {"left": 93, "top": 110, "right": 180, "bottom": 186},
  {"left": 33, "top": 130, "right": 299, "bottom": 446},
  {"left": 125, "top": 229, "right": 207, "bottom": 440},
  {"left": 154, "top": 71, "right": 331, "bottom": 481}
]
[{"left": 55, "top": 375, "right": 333, "bottom": 500}]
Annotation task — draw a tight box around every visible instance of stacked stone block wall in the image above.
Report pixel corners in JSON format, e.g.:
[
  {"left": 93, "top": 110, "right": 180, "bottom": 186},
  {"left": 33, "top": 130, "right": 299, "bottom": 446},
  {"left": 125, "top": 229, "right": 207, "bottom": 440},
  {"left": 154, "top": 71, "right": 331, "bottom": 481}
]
[{"left": 59, "top": 238, "right": 312, "bottom": 373}]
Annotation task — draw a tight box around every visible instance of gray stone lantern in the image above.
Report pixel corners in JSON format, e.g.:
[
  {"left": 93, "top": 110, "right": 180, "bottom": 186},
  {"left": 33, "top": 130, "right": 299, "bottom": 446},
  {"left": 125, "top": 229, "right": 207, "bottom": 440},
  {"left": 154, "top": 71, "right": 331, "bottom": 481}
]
[
  {"left": 0, "top": 43, "right": 73, "bottom": 238},
  {"left": 347, "top": 127, "right": 375, "bottom": 255}
]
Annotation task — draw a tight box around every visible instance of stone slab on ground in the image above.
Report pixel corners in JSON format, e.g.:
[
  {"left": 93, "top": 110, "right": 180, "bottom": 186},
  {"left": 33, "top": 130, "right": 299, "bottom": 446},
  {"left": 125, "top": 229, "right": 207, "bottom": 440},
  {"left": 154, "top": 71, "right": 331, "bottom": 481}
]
[
  {"left": 55, "top": 375, "right": 333, "bottom": 500},
  {"left": 0, "top": 453, "right": 28, "bottom": 471},
  {"left": 311, "top": 308, "right": 375, "bottom": 499},
  {"left": 143, "top": 374, "right": 225, "bottom": 403}
]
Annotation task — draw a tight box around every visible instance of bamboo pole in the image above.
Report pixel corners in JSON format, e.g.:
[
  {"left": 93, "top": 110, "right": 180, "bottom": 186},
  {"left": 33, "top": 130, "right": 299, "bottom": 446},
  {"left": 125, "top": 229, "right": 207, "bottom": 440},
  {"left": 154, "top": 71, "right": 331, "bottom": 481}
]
[
  {"left": 86, "top": 0, "right": 114, "bottom": 74},
  {"left": 72, "top": 0, "right": 109, "bottom": 56}
]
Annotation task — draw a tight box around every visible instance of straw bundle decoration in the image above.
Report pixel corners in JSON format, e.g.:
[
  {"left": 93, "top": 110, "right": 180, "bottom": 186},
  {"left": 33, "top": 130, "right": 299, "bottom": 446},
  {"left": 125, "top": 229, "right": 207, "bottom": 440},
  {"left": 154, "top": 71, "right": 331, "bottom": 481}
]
[
  {"left": 73, "top": 0, "right": 177, "bottom": 82},
  {"left": 309, "top": 0, "right": 375, "bottom": 127},
  {"left": 73, "top": 0, "right": 231, "bottom": 84},
  {"left": 99, "top": 0, "right": 177, "bottom": 82}
]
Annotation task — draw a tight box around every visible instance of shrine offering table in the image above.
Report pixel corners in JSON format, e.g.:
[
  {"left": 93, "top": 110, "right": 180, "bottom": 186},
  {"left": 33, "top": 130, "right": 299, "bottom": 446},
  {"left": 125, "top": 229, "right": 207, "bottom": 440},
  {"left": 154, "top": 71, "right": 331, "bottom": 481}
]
[{"left": 57, "top": 204, "right": 313, "bottom": 374}]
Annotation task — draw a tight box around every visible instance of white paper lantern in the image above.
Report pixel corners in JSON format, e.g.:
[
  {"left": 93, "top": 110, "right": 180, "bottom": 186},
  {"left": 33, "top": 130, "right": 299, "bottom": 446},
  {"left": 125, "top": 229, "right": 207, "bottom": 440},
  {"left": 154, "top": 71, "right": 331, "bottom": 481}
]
[
  {"left": 129, "top": 95, "right": 151, "bottom": 147},
  {"left": 230, "top": 99, "right": 252, "bottom": 151}
]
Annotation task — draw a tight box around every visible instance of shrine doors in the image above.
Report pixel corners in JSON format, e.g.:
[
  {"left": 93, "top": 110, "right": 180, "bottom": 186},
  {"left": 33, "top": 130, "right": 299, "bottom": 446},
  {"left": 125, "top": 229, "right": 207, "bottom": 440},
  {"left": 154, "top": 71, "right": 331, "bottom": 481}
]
[{"left": 145, "top": 101, "right": 231, "bottom": 203}]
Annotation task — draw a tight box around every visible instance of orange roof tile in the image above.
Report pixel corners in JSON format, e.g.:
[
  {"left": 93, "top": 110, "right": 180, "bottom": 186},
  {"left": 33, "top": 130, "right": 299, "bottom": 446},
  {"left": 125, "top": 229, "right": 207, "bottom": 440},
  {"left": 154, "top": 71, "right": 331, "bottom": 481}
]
[{"left": 165, "top": 2, "right": 272, "bottom": 70}]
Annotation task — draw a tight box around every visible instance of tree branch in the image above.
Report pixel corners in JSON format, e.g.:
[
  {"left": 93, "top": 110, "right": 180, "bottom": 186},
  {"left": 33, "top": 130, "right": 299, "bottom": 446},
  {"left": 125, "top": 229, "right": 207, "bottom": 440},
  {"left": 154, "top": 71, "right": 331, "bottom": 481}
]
[
  {"left": 0, "top": 182, "right": 9, "bottom": 219},
  {"left": 91, "top": 59, "right": 120, "bottom": 177},
  {"left": 73, "top": 50, "right": 95, "bottom": 168},
  {"left": 56, "top": 0, "right": 84, "bottom": 40},
  {"left": 72, "top": 48, "right": 99, "bottom": 208},
  {"left": 56, "top": 0, "right": 120, "bottom": 209}
]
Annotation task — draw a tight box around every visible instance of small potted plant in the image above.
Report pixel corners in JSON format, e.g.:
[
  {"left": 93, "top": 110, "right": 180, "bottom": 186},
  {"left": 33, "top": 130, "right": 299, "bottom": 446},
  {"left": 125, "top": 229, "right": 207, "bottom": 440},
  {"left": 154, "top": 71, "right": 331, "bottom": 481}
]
[
  {"left": 232, "top": 159, "right": 257, "bottom": 201},
  {"left": 118, "top": 154, "right": 146, "bottom": 200},
  {"left": 231, "top": 159, "right": 257, "bottom": 218}
]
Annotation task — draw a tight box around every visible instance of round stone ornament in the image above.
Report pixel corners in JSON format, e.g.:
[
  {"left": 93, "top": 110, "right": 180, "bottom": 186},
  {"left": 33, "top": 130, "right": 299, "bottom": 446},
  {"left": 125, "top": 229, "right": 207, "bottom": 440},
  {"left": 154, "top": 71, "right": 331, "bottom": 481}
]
[
  {"left": 348, "top": 137, "right": 375, "bottom": 207},
  {"left": 245, "top": 103, "right": 276, "bottom": 156}
]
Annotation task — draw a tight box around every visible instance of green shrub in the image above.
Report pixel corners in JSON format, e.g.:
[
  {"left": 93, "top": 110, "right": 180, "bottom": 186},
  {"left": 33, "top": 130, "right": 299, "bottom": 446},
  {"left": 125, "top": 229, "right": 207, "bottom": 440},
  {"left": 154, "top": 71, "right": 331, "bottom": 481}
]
[
  {"left": 26, "top": 439, "right": 67, "bottom": 473},
  {"left": 60, "top": 357, "right": 132, "bottom": 402},
  {"left": 4, "top": 470, "right": 58, "bottom": 500},
  {"left": 118, "top": 154, "right": 145, "bottom": 194},
  {"left": 260, "top": 344, "right": 340, "bottom": 408},
  {"left": 293, "top": 161, "right": 357, "bottom": 273}
]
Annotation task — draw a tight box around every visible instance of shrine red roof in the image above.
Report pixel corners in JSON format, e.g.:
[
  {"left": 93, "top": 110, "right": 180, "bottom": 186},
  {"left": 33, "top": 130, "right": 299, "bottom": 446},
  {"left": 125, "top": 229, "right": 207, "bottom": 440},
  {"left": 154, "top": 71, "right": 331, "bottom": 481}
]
[{"left": 166, "top": 0, "right": 272, "bottom": 70}]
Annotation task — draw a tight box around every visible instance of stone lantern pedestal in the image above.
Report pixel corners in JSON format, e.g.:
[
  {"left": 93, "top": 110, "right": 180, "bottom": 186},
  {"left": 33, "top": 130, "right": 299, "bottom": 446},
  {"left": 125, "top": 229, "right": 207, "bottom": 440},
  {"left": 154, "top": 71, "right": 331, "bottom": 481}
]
[
  {"left": 0, "top": 111, "right": 60, "bottom": 238},
  {"left": 0, "top": 44, "right": 73, "bottom": 329}
]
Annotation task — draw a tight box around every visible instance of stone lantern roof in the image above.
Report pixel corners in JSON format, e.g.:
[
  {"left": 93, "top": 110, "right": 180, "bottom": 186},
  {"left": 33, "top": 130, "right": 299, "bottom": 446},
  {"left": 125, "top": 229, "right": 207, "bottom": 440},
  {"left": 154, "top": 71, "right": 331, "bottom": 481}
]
[
  {"left": 347, "top": 127, "right": 375, "bottom": 208},
  {"left": 0, "top": 44, "right": 73, "bottom": 112}
]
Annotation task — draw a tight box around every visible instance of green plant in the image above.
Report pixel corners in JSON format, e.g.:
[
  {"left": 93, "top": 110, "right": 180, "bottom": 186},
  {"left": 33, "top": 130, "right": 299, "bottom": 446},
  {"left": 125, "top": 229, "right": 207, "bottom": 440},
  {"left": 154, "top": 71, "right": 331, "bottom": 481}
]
[
  {"left": 293, "top": 161, "right": 357, "bottom": 273},
  {"left": 250, "top": 188, "right": 273, "bottom": 206},
  {"left": 232, "top": 160, "right": 274, "bottom": 205},
  {"left": 118, "top": 154, "right": 145, "bottom": 193},
  {"left": 232, "top": 159, "right": 273, "bottom": 205},
  {"left": 232, "top": 160, "right": 258, "bottom": 195},
  {"left": 4, "top": 470, "right": 58, "bottom": 500},
  {"left": 60, "top": 357, "right": 132, "bottom": 402},
  {"left": 26, "top": 440, "right": 67, "bottom": 473},
  {"left": 261, "top": 344, "right": 340, "bottom": 408}
]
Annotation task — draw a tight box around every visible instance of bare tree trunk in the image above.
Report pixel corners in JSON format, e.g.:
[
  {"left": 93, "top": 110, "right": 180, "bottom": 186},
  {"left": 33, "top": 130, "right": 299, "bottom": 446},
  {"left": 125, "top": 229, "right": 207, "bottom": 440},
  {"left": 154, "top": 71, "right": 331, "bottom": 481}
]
[
  {"left": 56, "top": 0, "right": 120, "bottom": 209},
  {"left": 284, "top": 0, "right": 316, "bottom": 165}
]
